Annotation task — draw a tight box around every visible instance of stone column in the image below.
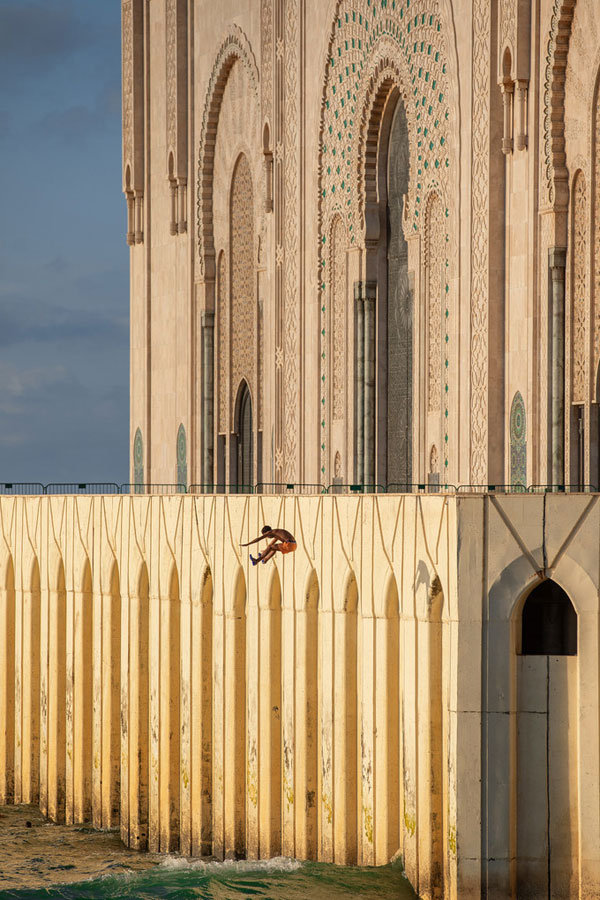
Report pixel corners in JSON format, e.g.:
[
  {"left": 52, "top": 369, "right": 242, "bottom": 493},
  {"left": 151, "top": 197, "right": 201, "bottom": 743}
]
[
  {"left": 550, "top": 248, "right": 567, "bottom": 485},
  {"left": 355, "top": 282, "right": 377, "bottom": 486},
  {"left": 354, "top": 283, "right": 365, "bottom": 485},
  {"left": 201, "top": 312, "right": 215, "bottom": 488}
]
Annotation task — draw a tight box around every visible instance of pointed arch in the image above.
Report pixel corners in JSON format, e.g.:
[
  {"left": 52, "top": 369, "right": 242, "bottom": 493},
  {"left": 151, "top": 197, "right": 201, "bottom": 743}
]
[
  {"left": 127, "top": 560, "right": 150, "bottom": 850},
  {"left": 47, "top": 558, "right": 66, "bottom": 822},
  {"left": 542, "top": 0, "right": 577, "bottom": 211},
  {"left": 234, "top": 379, "right": 254, "bottom": 492},
  {"left": 0, "top": 555, "right": 15, "bottom": 804},
  {"left": 72, "top": 557, "right": 93, "bottom": 824},
  {"left": 160, "top": 563, "right": 181, "bottom": 852},
  {"left": 102, "top": 561, "right": 121, "bottom": 827},
  {"left": 191, "top": 565, "right": 213, "bottom": 856},
  {"left": 196, "top": 25, "right": 259, "bottom": 278},
  {"left": 225, "top": 565, "right": 246, "bottom": 858},
  {"left": 334, "top": 568, "right": 358, "bottom": 863}
]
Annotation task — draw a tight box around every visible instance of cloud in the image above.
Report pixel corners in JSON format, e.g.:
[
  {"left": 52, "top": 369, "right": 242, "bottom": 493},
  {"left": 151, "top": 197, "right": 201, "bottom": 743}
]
[
  {"left": 33, "top": 73, "right": 122, "bottom": 147},
  {"left": 0, "top": 1, "right": 91, "bottom": 76},
  {"left": 0, "top": 361, "right": 128, "bottom": 482},
  {"left": 0, "top": 293, "right": 127, "bottom": 348}
]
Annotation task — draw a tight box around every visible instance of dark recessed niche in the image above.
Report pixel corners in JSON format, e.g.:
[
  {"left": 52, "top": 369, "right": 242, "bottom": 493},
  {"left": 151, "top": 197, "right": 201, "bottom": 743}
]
[{"left": 521, "top": 580, "right": 577, "bottom": 656}]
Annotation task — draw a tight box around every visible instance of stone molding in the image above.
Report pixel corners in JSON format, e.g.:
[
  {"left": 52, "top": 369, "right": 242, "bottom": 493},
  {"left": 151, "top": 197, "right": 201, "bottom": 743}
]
[
  {"left": 541, "top": 0, "right": 577, "bottom": 211},
  {"left": 469, "top": 0, "right": 492, "bottom": 484},
  {"left": 196, "top": 25, "right": 260, "bottom": 281}
]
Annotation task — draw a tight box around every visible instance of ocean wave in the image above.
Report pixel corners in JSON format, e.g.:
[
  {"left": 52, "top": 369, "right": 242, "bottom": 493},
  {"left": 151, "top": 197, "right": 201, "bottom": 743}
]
[{"left": 159, "top": 854, "right": 304, "bottom": 873}]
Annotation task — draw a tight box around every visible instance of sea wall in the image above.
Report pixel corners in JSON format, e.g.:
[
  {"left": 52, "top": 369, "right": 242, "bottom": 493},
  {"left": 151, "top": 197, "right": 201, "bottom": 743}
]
[{"left": 1, "top": 493, "right": 600, "bottom": 899}]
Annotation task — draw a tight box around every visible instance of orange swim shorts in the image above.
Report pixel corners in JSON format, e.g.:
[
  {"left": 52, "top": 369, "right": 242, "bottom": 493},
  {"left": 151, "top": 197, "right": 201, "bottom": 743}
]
[{"left": 279, "top": 541, "right": 297, "bottom": 555}]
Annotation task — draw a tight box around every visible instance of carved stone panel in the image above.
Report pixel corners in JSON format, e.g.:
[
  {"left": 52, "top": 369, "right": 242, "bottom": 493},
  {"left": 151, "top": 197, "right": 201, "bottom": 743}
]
[
  {"left": 330, "top": 216, "right": 347, "bottom": 422},
  {"left": 426, "top": 194, "right": 444, "bottom": 414},
  {"left": 230, "top": 155, "right": 256, "bottom": 409},
  {"left": 571, "top": 170, "right": 587, "bottom": 404}
]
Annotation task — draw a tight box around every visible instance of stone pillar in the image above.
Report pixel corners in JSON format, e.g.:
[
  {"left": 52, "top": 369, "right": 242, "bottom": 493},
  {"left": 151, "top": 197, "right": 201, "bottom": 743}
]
[
  {"left": 354, "top": 283, "right": 365, "bottom": 485},
  {"left": 364, "top": 287, "right": 376, "bottom": 487},
  {"left": 550, "top": 248, "right": 567, "bottom": 485},
  {"left": 202, "top": 311, "right": 215, "bottom": 488},
  {"left": 355, "top": 282, "right": 377, "bottom": 486}
]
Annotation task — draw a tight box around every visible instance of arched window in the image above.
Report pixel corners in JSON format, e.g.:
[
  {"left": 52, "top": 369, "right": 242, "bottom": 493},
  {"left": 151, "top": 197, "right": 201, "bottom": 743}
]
[
  {"left": 133, "top": 428, "right": 144, "bottom": 493},
  {"left": 235, "top": 381, "right": 253, "bottom": 493},
  {"left": 521, "top": 580, "right": 577, "bottom": 655},
  {"left": 176, "top": 424, "right": 187, "bottom": 490}
]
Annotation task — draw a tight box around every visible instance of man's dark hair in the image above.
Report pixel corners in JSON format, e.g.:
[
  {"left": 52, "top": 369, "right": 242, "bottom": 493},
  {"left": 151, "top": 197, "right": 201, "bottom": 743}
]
[{"left": 261, "top": 525, "right": 272, "bottom": 534}]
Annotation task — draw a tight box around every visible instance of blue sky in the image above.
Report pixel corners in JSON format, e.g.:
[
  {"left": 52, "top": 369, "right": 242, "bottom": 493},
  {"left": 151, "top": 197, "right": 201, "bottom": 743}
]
[{"left": 0, "top": 1, "right": 128, "bottom": 483}]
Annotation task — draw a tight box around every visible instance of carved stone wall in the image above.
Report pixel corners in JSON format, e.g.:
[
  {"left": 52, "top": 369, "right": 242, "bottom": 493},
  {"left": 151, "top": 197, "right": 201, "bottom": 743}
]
[
  {"left": 595, "top": 87, "right": 600, "bottom": 382},
  {"left": 317, "top": 0, "right": 454, "bottom": 482},
  {"left": 469, "top": 0, "right": 491, "bottom": 483},
  {"left": 217, "top": 252, "right": 228, "bottom": 435},
  {"left": 426, "top": 194, "right": 444, "bottom": 414},
  {"left": 165, "top": 0, "right": 188, "bottom": 234},
  {"left": 283, "top": 0, "right": 301, "bottom": 481},
  {"left": 330, "top": 216, "right": 347, "bottom": 422},
  {"left": 196, "top": 27, "right": 260, "bottom": 280},
  {"left": 571, "top": 170, "right": 587, "bottom": 404},
  {"left": 165, "top": 0, "right": 187, "bottom": 176},
  {"left": 230, "top": 154, "right": 255, "bottom": 409}
]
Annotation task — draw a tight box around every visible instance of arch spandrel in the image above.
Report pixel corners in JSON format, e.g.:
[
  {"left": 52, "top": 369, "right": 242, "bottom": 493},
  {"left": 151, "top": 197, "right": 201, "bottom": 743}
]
[
  {"left": 197, "top": 25, "right": 260, "bottom": 282},
  {"left": 317, "top": 1, "right": 457, "bottom": 482}
]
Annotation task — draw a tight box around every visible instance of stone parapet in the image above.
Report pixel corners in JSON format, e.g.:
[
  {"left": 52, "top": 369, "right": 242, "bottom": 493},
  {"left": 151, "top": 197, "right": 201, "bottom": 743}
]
[{"left": 0, "top": 493, "right": 599, "bottom": 898}]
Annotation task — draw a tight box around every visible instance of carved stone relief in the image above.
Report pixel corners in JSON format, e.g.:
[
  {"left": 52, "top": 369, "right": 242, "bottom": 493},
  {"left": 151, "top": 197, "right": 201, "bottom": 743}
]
[
  {"left": 571, "top": 170, "right": 587, "bottom": 404},
  {"left": 595, "top": 90, "right": 600, "bottom": 379},
  {"left": 541, "top": 0, "right": 576, "bottom": 210},
  {"left": 283, "top": 0, "right": 301, "bottom": 481},
  {"left": 317, "top": 0, "right": 454, "bottom": 481},
  {"left": 470, "top": 0, "right": 490, "bottom": 483},
  {"left": 330, "top": 216, "right": 347, "bottom": 421},
  {"left": 217, "top": 252, "right": 228, "bottom": 434},
  {"left": 425, "top": 194, "right": 444, "bottom": 414},
  {"left": 196, "top": 26, "right": 260, "bottom": 279},
  {"left": 230, "top": 155, "right": 256, "bottom": 411}
]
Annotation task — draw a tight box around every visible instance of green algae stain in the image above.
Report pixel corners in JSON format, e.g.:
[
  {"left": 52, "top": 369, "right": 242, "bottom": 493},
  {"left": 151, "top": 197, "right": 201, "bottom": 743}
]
[
  {"left": 448, "top": 824, "right": 457, "bottom": 855},
  {"left": 284, "top": 775, "right": 294, "bottom": 810},
  {"left": 363, "top": 804, "right": 374, "bottom": 844},
  {"left": 404, "top": 811, "right": 416, "bottom": 837},
  {"left": 322, "top": 792, "right": 333, "bottom": 825}
]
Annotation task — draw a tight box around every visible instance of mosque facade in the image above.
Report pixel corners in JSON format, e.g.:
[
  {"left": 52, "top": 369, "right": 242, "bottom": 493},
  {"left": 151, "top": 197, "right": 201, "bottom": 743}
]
[{"left": 123, "top": 0, "right": 600, "bottom": 493}]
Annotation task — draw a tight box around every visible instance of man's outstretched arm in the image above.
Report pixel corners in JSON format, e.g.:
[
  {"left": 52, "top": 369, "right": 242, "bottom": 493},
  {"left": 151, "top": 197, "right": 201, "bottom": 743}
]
[{"left": 240, "top": 532, "right": 273, "bottom": 547}]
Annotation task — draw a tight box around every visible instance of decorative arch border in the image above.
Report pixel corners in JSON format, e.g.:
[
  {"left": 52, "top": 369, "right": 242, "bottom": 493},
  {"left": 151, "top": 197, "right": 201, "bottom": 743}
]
[
  {"left": 196, "top": 24, "right": 259, "bottom": 280},
  {"left": 542, "top": 0, "right": 577, "bottom": 209},
  {"left": 316, "top": 0, "right": 457, "bottom": 481}
]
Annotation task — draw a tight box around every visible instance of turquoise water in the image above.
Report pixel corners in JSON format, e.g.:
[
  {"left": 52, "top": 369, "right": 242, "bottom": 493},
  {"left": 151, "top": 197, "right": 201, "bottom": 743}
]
[
  {"left": 0, "top": 807, "right": 417, "bottom": 900},
  {"left": 0, "top": 856, "right": 417, "bottom": 900}
]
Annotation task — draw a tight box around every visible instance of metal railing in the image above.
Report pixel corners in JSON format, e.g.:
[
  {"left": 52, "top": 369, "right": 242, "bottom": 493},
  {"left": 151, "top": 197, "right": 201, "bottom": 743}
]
[
  {"left": 0, "top": 482, "right": 598, "bottom": 496},
  {"left": 45, "top": 482, "right": 121, "bottom": 495},
  {"left": 121, "top": 483, "right": 187, "bottom": 495},
  {"left": 188, "top": 484, "right": 255, "bottom": 494},
  {"left": 327, "top": 483, "right": 387, "bottom": 494},
  {"left": 456, "top": 483, "right": 527, "bottom": 494},
  {"left": 255, "top": 482, "right": 326, "bottom": 495}
]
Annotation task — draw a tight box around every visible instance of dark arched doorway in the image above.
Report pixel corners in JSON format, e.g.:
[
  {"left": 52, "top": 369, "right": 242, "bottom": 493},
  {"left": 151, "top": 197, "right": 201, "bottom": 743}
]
[
  {"left": 234, "top": 381, "right": 253, "bottom": 493},
  {"left": 516, "top": 578, "right": 578, "bottom": 897}
]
